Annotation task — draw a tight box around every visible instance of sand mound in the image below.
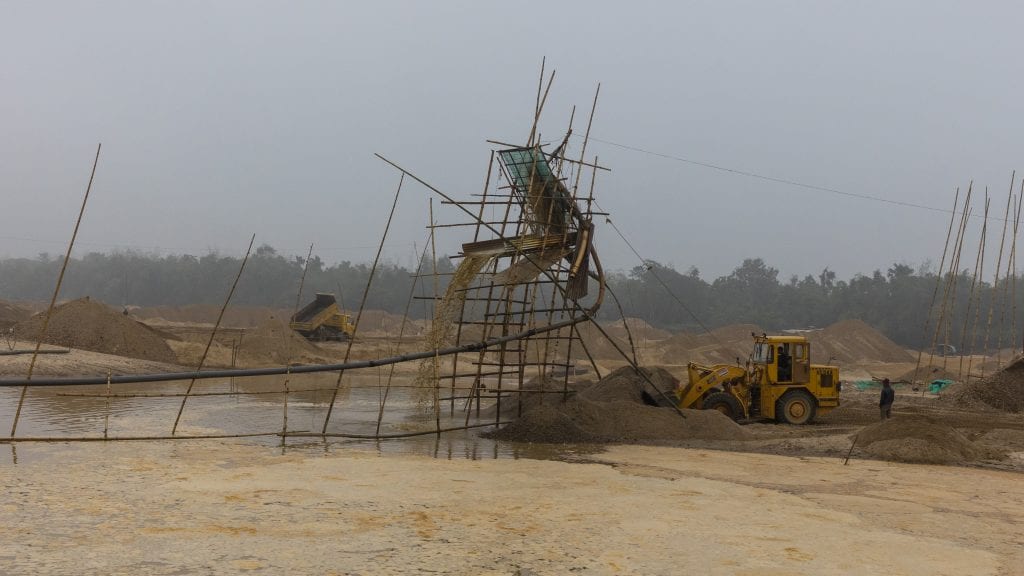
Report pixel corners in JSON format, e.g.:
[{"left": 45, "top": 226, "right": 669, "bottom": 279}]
[
  {"left": 355, "top": 309, "right": 425, "bottom": 336},
  {"left": 947, "top": 356, "right": 1024, "bottom": 412},
  {"left": 487, "top": 366, "right": 751, "bottom": 444},
  {"left": 659, "top": 324, "right": 762, "bottom": 365},
  {"left": 13, "top": 297, "right": 177, "bottom": 364},
  {"left": 237, "top": 316, "right": 327, "bottom": 366},
  {"left": 854, "top": 417, "right": 992, "bottom": 464},
  {"left": 974, "top": 428, "right": 1024, "bottom": 452},
  {"left": 0, "top": 299, "right": 32, "bottom": 329},
  {"left": 578, "top": 365, "right": 679, "bottom": 404},
  {"left": 574, "top": 321, "right": 634, "bottom": 361},
  {"left": 810, "top": 319, "right": 912, "bottom": 364}
]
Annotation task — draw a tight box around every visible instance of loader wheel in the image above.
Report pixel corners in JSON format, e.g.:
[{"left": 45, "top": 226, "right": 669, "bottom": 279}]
[
  {"left": 702, "top": 392, "right": 743, "bottom": 421},
  {"left": 776, "top": 390, "right": 817, "bottom": 425}
]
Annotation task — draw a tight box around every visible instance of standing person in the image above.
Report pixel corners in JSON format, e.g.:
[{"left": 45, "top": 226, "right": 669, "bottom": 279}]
[{"left": 879, "top": 378, "right": 895, "bottom": 420}]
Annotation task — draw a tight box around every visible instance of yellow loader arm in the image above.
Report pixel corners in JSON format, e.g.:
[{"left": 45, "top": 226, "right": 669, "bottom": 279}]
[{"left": 677, "top": 362, "right": 749, "bottom": 411}]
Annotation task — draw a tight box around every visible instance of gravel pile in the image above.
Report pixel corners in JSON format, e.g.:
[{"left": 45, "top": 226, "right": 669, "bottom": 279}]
[
  {"left": 487, "top": 366, "right": 751, "bottom": 444},
  {"left": 854, "top": 417, "right": 1000, "bottom": 464},
  {"left": 947, "top": 356, "right": 1024, "bottom": 412}
]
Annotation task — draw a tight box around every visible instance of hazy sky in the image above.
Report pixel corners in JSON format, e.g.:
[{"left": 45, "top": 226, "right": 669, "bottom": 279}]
[{"left": 2, "top": 1, "right": 1023, "bottom": 281}]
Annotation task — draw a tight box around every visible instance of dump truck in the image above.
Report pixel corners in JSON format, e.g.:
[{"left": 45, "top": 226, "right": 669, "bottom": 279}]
[
  {"left": 289, "top": 293, "right": 354, "bottom": 341},
  {"left": 673, "top": 333, "right": 839, "bottom": 424}
]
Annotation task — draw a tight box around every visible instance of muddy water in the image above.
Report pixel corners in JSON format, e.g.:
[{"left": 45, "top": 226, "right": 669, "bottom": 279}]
[{"left": 0, "top": 371, "right": 599, "bottom": 465}]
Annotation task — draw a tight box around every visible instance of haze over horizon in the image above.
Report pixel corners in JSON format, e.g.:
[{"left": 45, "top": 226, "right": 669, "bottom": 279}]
[{"left": 3, "top": 1, "right": 1023, "bottom": 281}]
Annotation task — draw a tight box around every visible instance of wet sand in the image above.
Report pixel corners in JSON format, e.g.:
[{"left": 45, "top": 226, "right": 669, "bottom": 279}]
[{"left": 1, "top": 440, "right": 1021, "bottom": 575}]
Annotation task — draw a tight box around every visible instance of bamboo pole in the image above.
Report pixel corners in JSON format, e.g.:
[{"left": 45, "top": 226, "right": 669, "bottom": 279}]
[
  {"left": 172, "top": 233, "right": 255, "bottom": 435},
  {"left": 429, "top": 198, "right": 442, "bottom": 434},
  {"left": 322, "top": 173, "right": 404, "bottom": 434},
  {"left": 998, "top": 192, "right": 1021, "bottom": 366},
  {"left": 527, "top": 57, "right": 545, "bottom": 147},
  {"left": 931, "top": 185, "right": 972, "bottom": 372},
  {"left": 1011, "top": 186, "right": 1019, "bottom": 352},
  {"left": 571, "top": 84, "right": 601, "bottom": 197},
  {"left": 944, "top": 200, "right": 973, "bottom": 372},
  {"left": 466, "top": 161, "right": 522, "bottom": 426},
  {"left": 958, "top": 196, "right": 988, "bottom": 379},
  {"left": 912, "top": 187, "right": 960, "bottom": 385},
  {"left": 446, "top": 151, "right": 496, "bottom": 416},
  {"left": 374, "top": 238, "right": 430, "bottom": 436},
  {"left": 982, "top": 179, "right": 1014, "bottom": 373},
  {"left": 10, "top": 143, "right": 101, "bottom": 438},
  {"left": 966, "top": 192, "right": 990, "bottom": 380},
  {"left": 103, "top": 371, "right": 111, "bottom": 440}
]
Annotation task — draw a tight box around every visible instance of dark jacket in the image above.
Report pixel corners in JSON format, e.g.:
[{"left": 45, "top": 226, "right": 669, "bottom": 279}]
[{"left": 880, "top": 386, "right": 895, "bottom": 406}]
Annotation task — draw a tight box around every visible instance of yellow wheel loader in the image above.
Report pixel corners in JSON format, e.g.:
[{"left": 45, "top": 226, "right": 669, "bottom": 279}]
[{"left": 673, "top": 334, "right": 839, "bottom": 424}]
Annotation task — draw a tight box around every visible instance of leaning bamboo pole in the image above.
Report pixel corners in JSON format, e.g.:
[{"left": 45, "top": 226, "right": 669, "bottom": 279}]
[
  {"left": 445, "top": 152, "right": 496, "bottom": 417},
  {"left": 981, "top": 180, "right": 1014, "bottom": 374},
  {"left": 959, "top": 196, "right": 989, "bottom": 379},
  {"left": 10, "top": 143, "right": 101, "bottom": 438},
  {"left": 429, "top": 198, "right": 442, "bottom": 434},
  {"left": 1000, "top": 191, "right": 1021, "bottom": 364},
  {"left": 322, "top": 173, "right": 404, "bottom": 434},
  {"left": 280, "top": 243, "right": 314, "bottom": 445},
  {"left": 374, "top": 238, "right": 431, "bottom": 436},
  {"left": 172, "top": 233, "right": 255, "bottom": 435},
  {"left": 912, "top": 187, "right": 960, "bottom": 385},
  {"left": 1011, "top": 186, "right": 1019, "bottom": 352},
  {"left": 932, "top": 185, "right": 972, "bottom": 372},
  {"left": 966, "top": 193, "right": 990, "bottom": 380}
]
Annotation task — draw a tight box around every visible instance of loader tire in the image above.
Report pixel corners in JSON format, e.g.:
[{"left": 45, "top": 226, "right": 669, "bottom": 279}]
[
  {"left": 776, "top": 390, "right": 817, "bottom": 425},
  {"left": 702, "top": 392, "right": 743, "bottom": 421}
]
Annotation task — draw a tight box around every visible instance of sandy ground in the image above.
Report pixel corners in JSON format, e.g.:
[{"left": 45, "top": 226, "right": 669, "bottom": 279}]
[{"left": 1, "top": 440, "right": 1022, "bottom": 576}]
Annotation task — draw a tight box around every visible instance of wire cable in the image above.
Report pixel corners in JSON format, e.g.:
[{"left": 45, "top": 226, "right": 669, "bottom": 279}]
[
  {"left": 595, "top": 201, "right": 741, "bottom": 356},
  {"left": 579, "top": 134, "right": 963, "bottom": 216}
]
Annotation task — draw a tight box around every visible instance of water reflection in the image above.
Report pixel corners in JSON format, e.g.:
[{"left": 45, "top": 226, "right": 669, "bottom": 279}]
[{"left": 1, "top": 373, "right": 603, "bottom": 465}]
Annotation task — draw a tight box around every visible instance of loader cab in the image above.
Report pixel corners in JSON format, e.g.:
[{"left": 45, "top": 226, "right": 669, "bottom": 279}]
[{"left": 751, "top": 336, "right": 811, "bottom": 385}]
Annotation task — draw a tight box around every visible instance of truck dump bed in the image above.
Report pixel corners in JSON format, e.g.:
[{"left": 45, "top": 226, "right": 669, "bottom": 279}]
[{"left": 292, "top": 293, "right": 337, "bottom": 324}]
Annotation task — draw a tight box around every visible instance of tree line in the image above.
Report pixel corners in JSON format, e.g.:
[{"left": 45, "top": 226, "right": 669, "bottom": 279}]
[{"left": 1, "top": 247, "right": 1020, "bottom": 350}]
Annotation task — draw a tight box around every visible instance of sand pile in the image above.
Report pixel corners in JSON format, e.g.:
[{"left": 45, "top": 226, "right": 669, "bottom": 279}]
[
  {"left": 487, "top": 366, "right": 751, "bottom": 444},
  {"left": 13, "top": 297, "right": 177, "bottom": 364},
  {"left": 810, "top": 319, "right": 912, "bottom": 364},
  {"left": 581, "top": 365, "right": 679, "bottom": 404},
  {"left": 355, "top": 310, "right": 425, "bottom": 336},
  {"left": 488, "top": 366, "right": 679, "bottom": 418},
  {"left": 659, "top": 324, "right": 762, "bottom": 365},
  {"left": 973, "top": 428, "right": 1024, "bottom": 452},
  {"left": 0, "top": 300, "right": 31, "bottom": 330},
  {"left": 947, "top": 356, "right": 1024, "bottom": 412},
  {"left": 237, "top": 316, "right": 327, "bottom": 365},
  {"left": 574, "top": 321, "right": 634, "bottom": 361},
  {"left": 854, "top": 417, "right": 997, "bottom": 464}
]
